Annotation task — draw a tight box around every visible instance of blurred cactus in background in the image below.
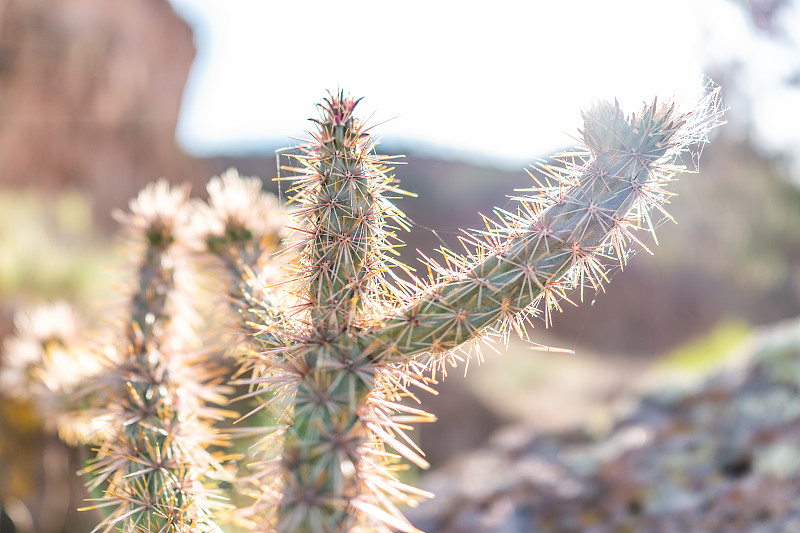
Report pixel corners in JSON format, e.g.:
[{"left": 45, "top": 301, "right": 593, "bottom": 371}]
[
  {"left": 81, "top": 182, "right": 233, "bottom": 532},
  {"left": 0, "top": 87, "right": 724, "bottom": 533},
  {"left": 0, "top": 302, "right": 99, "bottom": 446}
]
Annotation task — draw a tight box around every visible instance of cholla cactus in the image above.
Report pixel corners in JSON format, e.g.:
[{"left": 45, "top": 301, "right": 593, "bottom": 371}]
[
  {"left": 0, "top": 87, "right": 724, "bottom": 533},
  {"left": 82, "top": 181, "right": 231, "bottom": 533},
  {"left": 192, "top": 168, "right": 289, "bottom": 340},
  {"left": 234, "top": 87, "right": 725, "bottom": 533},
  {"left": 194, "top": 168, "right": 286, "bottom": 272}
]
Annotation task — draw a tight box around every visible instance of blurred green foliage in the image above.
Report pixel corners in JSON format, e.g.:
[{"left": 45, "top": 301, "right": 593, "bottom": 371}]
[
  {"left": 0, "top": 190, "right": 116, "bottom": 309},
  {"left": 659, "top": 320, "right": 751, "bottom": 373}
]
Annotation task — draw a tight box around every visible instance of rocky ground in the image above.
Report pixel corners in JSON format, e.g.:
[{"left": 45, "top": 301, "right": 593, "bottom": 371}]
[{"left": 407, "top": 320, "right": 800, "bottom": 533}]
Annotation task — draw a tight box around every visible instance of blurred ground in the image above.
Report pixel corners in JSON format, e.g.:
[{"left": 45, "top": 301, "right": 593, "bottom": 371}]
[{"left": 407, "top": 319, "right": 800, "bottom": 533}]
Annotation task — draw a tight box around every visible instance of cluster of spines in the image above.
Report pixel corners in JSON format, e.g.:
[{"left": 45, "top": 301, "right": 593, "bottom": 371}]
[
  {"left": 282, "top": 93, "right": 412, "bottom": 331},
  {"left": 192, "top": 168, "right": 288, "bottom": 347},
  {"left": 83, "top": 181, "right": 230, "bottom": 533}
]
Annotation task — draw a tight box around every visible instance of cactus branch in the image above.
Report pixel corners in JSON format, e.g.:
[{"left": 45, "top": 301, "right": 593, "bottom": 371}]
[
  {"left": 6, "top": 85, "right": 724, "bottom": 533},
  {"left": 0, "top": 302, "right": 102, "bottom": 444},
  {"left": 365, "top": 89, "right": 725, "bottom": 365},
  {"left": 83, "top": 181, "right": 230, "bottom": 533}
]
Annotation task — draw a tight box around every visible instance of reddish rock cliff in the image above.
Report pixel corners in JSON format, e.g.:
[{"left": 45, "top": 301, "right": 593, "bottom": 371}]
[{"left": 0, "top": 0, "right": 200, "bottom": 217}]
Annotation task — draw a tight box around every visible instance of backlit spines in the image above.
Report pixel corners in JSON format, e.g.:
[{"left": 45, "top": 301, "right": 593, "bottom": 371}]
[
  {"left": 85, "top": 181, "right": 228, "bottom": 533},
  {"left": 193, "top": 168, "right": 289, "bottom": 345},
  {"left": 238, "top": 87, "right": 724, "bottom": 533},
  {"left": 195, "top": 168, "right": 287, "bottom": 273},
  {"left": 283, "top": 92, "right": 410, "bottom": 333},
  {"left": 366, "top": 90, "right": 725, "bottom": 366},
  {"left": 225, "top": 92, "right": 422, "bottom": 533}
]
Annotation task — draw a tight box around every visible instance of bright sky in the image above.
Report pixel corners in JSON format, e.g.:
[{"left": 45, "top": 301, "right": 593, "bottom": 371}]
[{"left": 168, "top": 0, "right": 799, "bottom": 169}]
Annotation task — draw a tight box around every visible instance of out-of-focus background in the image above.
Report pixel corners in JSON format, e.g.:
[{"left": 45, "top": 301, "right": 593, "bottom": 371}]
[{"left": 2, "top": 0, "right": 800, "bottom": 532}]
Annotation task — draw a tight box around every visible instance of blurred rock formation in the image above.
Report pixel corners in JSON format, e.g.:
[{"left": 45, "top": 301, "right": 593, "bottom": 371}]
[{"left": 0, "top": 0, "right": 200, "bottom": 219}]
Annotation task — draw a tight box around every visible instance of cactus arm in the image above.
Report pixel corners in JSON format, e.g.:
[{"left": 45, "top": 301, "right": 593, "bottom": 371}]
[
  {"left": 365, "top": 92, "right": 724, "bottom": 365},
  {"left": 0, "top": 302, "right": 103, "bottom": 445},
  {"left": 270, "top": 92, "right": 414, "bottom": 533},
  {"left": 288, "top": 95, "right": 406, "bottom": 334},
  {"left": 195, "top": 168, "right": 290, "bottom": 349},
  {"left": 83, "top": 182, "right": 227, "bottom": 533}
]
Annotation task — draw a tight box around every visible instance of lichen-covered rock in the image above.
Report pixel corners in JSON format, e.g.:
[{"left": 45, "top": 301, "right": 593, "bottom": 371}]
[{"left": 408, "top": 319, "right": 800, "bottom": 533}]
